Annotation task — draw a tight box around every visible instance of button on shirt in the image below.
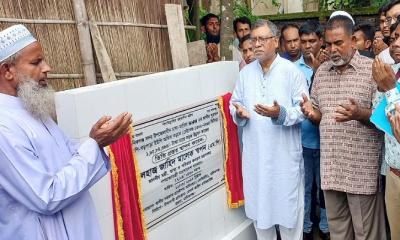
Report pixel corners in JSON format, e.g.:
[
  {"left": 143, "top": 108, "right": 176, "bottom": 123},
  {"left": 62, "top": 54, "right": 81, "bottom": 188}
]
[{"left": 311, "top": 52, "right": 383, "bottom": 195}]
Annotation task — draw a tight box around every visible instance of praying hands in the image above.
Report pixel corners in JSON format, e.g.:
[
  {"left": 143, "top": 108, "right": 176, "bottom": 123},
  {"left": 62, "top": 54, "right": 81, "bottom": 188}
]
[
  {"left": 372, "top": 57, "right": 396, "bottom": 92},
  {"left": 254, "top": 101, "right": 280, "bottom": 118}
]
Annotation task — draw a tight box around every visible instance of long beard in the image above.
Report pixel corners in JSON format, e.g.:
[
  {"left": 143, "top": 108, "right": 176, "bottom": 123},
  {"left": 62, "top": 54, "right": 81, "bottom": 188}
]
[
  {"left": 17, "top": 74, "right": 56, "bottom": 122},
  {"left": 205, "top": 31, "right": 220, "bottom": 44}
]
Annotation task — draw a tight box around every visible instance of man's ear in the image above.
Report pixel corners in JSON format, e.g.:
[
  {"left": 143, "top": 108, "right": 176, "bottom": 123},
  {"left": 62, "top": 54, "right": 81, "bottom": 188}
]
[
  {"left": 365, "top": 39, "right": 372, "bottom": 50},
  {"left": 0, "top": 63, "right": 14, "bottom": 81},
  {"left": 351, "top": 35, "right": 357, "bottom": 49},
  {"left": 201, "top": 26, "right": 205, "bottom": 33}
]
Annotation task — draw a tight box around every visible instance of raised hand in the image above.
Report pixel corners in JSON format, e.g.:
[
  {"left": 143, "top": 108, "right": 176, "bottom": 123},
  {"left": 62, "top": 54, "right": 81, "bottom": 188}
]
[
  {"left": 89, "top": 112, "right": 132, "bottom": 147},
  {"left": 309, "top": 52, "right": 321, "bottom": 71},
  {"left": 373, "top": 38, "right": 388, "bottom": 55},
  {"left": 233, "top": 103, "right": 250, "bottom": 119},
  {"left": 254, "top": 100, "right": 280, "bottom": 118},
  {"left": 318, "top": 48, "right": 330, "bottom": 63},
  {"left": 372, "top": 57, "right": 396, "bottom": 92}
]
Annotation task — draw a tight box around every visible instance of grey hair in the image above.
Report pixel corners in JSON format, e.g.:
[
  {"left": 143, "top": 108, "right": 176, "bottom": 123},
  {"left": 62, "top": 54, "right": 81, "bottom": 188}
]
[
  {"left": 0, "top": 52, "right": 21, "bottom": 66},
  {"left": 252, "top": 19, "right": 279, "bottom": 37}
]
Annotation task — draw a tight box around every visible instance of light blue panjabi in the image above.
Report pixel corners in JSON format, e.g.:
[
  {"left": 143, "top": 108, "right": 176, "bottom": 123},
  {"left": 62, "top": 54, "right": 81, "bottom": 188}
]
[
  {"left": 0, "top": 93, "right": 110, "bottom": 240},
  {"left": 230, "top": 55, "right": 308, "bottom": 230}
]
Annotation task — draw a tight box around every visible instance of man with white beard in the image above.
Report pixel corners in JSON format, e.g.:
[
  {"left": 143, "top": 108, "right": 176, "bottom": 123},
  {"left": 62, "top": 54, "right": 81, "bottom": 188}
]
[
  {"left": 0, "top": 25, "right": 132, "bottom": 240},
  {"left": 301, "top": 15, "right": 386, "bottom": 239}
]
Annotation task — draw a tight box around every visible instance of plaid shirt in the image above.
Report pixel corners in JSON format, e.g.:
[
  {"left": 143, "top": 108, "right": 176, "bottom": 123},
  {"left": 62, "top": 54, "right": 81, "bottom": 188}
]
[{"left": 311, "top": 52, "right": 383, "bottom": 195}]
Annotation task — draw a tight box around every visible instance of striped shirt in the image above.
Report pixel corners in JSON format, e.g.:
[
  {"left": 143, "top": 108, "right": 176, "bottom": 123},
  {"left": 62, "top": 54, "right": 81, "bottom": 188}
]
[{"left": 311, "top": 51, "right": 383, "bottom": 195}]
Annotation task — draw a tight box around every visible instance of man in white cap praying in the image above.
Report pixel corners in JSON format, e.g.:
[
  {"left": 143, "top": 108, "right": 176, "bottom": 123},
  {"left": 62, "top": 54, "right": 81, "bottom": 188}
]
[{"left": 0, "top": 24, "right": 132, "bottom": 240}]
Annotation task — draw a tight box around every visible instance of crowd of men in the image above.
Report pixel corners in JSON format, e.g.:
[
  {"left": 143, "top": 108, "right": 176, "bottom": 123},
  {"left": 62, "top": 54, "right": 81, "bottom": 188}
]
[{"left": 202, "top": 0, "right": 400, "bottom": 239}]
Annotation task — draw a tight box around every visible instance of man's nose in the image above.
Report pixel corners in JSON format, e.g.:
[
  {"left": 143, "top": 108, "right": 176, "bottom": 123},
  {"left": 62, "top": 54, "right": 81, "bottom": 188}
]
[{"left": 42, "top": 60, "right": 52, "bottom": 73}]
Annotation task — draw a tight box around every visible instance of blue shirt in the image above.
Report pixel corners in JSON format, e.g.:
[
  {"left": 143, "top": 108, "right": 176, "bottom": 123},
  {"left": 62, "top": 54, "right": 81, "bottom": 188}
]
[{"left": 295, "top": 56, "right": 320, "bottom": 149}]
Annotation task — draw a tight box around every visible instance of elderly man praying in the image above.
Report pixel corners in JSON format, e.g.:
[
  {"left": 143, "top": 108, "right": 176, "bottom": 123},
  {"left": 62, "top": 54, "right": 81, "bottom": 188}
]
[
  {"left": 0, "top": 24, "right": 132, "bottom": 240},
  {"left": 230, "top": 19, "right": 308, "bottom": 240}
]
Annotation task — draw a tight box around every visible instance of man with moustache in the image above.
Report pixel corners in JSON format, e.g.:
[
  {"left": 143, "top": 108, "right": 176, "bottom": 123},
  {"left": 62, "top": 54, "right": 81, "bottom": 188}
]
[
  {"left": 301, "top": 15, "right": 386, "bottom": 240},
  {"left": 379, "top": 0, "right": 400, "bottom": 64},
  {"left": 372, "top": 19, "right": 400, "bottom": 240},
  {"left": 0, "top": 25, "right": 132, "bottom": 240},
  {"left": 239, "top": 34, "right": 255, "bottom": 66},
  {"left": 230, "top": 19, "right": 308, "bottom": 240},
  {"left": 201, "top": 13, "right": 221, "bottom": 63},
  {"left": 295, "top": 20, "right": 329, "bottom": 240},
  {"left": 233, "top": 17, "right": 252, "bottom": 69},
  {"left": 281, "top": 23, "right": 301, "bottom": 62}
]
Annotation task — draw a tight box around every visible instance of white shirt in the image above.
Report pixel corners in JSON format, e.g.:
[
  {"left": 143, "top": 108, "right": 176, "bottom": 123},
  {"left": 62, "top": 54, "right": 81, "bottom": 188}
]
[
  {"left": 230, "top": 56, "right": 308, "bottom": 229},
  {"left": 0, "top": 93, "right": 110, "bottom": 240}
]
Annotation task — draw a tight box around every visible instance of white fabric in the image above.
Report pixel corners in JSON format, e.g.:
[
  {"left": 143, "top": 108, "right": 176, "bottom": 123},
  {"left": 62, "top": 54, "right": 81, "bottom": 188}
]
[
  {"left": 330, "top": 10, "right": 355, "bottom": 24},
  {"left": 254, "top": 176, "right": 304, "bottom": 240},
  {"left": 0, "top": 24, "right": 37, "bottom": 61},
  {"left": 0, "top": 93, "right": 110, "bottom": 240},
  {"left": 379, "top": 48, "right": 395, "bottom": 64},
  {"left": 229, "top": 56, "right": 308, "bottom": 229}
]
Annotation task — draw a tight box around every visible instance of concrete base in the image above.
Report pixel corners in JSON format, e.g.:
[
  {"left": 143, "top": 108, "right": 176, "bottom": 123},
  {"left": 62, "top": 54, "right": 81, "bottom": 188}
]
[{"left": 56, "top": 62, "right": 252, "bottom": 240}]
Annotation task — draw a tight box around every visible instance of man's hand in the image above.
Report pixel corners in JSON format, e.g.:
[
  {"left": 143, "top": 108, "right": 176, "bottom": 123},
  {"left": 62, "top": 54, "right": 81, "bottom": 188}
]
[
  {"left": 206, "top": 43, "right": 220, "bottom": 62},
  {"left": 373, "top": 38, "right": 388, "bottom": 55},
  {"left": 309, "top": 52, "right": 321, "bottom": 71},
  {"left": 334, "top": 98, "right": 361, "bottom": 122},
  {"left": 388, "top": 104, "right": 400, "bottom": 143},
  {"left": 318, "top": 49, "right": 330, "bottom": 64},
  {"left": 89, "top": 112, "right": 132, "bottom": 148},
  {"left": 300, "top": 94, "right": 315, "bottom": 118},
  {"left": 233, "top": 103, "right": 250, "bottom": 119},
  {"left": 254, "top": 101, "right": 280, "bottom": 118},
  {"left": 372, "top": 57, "right": 396, "bottom": 92}
]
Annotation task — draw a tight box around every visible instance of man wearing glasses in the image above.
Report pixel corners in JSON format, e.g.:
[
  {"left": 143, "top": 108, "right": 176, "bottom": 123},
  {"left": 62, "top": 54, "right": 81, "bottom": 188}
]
[
  {"left": 379, "top": 0, "right": 400, "bottom": 64},
  {"left": 230, "top": 19, "right": 308, "bottom": 240}
]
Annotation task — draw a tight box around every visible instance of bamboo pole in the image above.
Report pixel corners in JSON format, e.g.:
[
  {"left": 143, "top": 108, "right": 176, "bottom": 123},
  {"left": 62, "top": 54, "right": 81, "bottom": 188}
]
[
  {"left": 47, "top": 72, "right": 153, "bottom": 79},
  {"left": 0, "top": 18, "right": 76, "bottom": 24},
  {"left": 0, "top": 17, "right": 196, "bottom": 30},
  {"left": 94, "top": 21, "right": 196, "bottom": 30},
  {"left": 72, "top": 0, "right": 97, "bottom": 86},
  {"left": 89, "top": 22, "right": 117, "bottom": 82}
]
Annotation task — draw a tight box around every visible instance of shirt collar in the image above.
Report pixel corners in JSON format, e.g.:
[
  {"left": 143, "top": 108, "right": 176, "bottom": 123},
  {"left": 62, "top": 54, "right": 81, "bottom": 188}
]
[
  {"left": 0, "top": 93, "right": 25, "bottom": 109},
  {"left": 296, "top": 55, "right": 312, "bottom": 68},
  {"left": 327, "top": 50, "right": 361, "bottom": 72}
]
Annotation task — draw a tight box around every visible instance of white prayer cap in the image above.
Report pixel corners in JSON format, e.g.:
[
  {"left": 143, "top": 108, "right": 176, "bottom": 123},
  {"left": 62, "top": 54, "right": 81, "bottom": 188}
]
[
  {"left": 0, "top": 24, "right": 37, "bottom": 62},
  {"left": 329, "top": 11, "right": 355, "bottom": 25}
]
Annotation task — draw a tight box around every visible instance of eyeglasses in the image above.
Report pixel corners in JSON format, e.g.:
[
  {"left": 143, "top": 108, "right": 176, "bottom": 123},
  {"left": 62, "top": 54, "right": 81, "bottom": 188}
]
[
  {"left": 250, "top": 36, "right": 275, "bottom": 45},
  {"left": 384, "top": 16, "right": 400, "bottom": 24}
]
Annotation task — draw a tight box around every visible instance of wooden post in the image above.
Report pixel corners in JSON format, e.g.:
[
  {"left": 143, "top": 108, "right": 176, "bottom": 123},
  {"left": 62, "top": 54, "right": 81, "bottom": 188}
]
[
  {"left": 72, "top": 0, "right": 97, "bottom": 86},
  {"left": 89, "top": 22, "right": 117, "bottom": 82},
  {"left": 193, "top": 0, "right": 201, "bottom": 40},
  {"left": 165, "top": 4, "right": 190, "bottom": 69},
  {"left": 187, "top": 40, "right": 207, "bottom": 66},
  {"left": 220, "top": 0, "right": 234, "bottom": 61}
]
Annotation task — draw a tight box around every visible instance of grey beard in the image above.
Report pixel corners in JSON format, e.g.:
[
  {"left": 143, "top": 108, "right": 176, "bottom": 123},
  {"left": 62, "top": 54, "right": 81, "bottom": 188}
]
[{"left": 17, "top": 75, "right": 56, "bottom": 122}]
